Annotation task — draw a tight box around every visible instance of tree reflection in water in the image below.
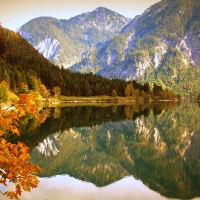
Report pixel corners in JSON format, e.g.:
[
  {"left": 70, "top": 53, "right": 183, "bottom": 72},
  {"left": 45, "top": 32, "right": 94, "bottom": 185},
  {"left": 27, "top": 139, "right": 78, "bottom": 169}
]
[{"left": 4, "top": 101, "right": 200, "bottom": 199}]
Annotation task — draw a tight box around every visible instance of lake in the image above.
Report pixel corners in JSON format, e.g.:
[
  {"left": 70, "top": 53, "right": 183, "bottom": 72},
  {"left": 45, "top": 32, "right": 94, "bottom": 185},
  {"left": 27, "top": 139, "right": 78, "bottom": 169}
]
[{"left": 1, "top": 100, "right": 200, "bottom": 200}]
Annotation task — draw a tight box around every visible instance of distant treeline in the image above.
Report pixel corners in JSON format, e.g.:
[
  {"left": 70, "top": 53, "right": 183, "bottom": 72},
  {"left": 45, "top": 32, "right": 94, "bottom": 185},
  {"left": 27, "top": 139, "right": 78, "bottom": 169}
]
[{"left": 0, "top": 27, "right": 179, "bottom": 100}]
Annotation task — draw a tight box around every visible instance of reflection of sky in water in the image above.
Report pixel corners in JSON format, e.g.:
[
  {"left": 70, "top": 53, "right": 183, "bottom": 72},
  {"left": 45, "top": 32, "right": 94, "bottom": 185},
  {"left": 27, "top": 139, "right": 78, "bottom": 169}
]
[{"left": 2, "top": 175, "right": 197, "bottom": 200}]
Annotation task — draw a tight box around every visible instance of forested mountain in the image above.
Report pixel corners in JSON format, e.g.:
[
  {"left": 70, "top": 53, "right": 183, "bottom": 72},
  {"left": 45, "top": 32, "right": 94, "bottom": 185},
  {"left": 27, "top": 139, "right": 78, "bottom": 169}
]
[
  {"left": 2, "top": 26, "right": 178, "bottom": 100},
  {"left": 0, "top": 26, "right": 129, "bottom": 97},
  {"left": 71, "top": 0, "right": 200, "bottom": 96},
  {"left": 17, "top": 7, "right": 131, "bottom": 68}
]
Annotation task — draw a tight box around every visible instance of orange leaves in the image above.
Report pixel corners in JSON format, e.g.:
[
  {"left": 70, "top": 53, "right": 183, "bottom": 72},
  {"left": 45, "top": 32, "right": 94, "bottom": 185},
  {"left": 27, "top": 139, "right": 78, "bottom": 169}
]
[
  {"left": 19, "top": 94, "right": 39, "bottom": 120},
  {"left": 0, "top": 111, "right": 19, "bottom": 136},
  {"left": 4, "top": 184, "right": 22, "bottom": 200},
  {"left": 0, "top": 94, "right": 39, "bottom": 136},
  {"left": 10, "top": 125, "right": 20, "bottom": 136},
  {"left": 0, "top": 139, "right": 42, "bottom": 199},
  {"left": 0, "top": 130, "right": 5, "bottom": 136},
  {"left": 0, "top": 94, "right": 41, "bottom": 199},
  {"left": 19, "top": 94, "right": 36, "bottom": 107},
  {"left": 4, "top": 191, "right": 19, "bottom": 200}
]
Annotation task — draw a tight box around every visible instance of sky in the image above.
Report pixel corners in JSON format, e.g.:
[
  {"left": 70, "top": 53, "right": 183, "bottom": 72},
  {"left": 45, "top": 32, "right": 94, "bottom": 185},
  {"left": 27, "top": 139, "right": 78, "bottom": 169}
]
[{"left": 0, "top": 0, "right": 160, "bottom": 31}]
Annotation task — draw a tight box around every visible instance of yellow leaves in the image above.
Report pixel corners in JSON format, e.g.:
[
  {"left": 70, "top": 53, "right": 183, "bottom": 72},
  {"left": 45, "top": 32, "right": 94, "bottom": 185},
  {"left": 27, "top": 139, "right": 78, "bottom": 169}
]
[
  {"left": 19, "top": 146, "right": 30, "bottom": 161},
  {"left": 17, "top": 108, "right": 25, "bottom": 118},
  {"left": 0, "top": 139, "right": 42, "bottom": 199},
  {"left": 19, "top": 94, "right": 39, "bottom": 120},
  {"left": 10, "top": 125, "right": 20, "bottom": 136},
  {"left": 0, "top": 130, "right": 6, "bottom": 136},
  {"left": 0, "top": 94, "right": 39, "bottom": 137},
  {"left": 4, "top": 191, "right": 19, "bottom": 200},
  {"left": 0, "top": 94, "right": 41, "bottom": 199},
  {"left": 19, "top": 94, "right": 36, "bottom": 107}
]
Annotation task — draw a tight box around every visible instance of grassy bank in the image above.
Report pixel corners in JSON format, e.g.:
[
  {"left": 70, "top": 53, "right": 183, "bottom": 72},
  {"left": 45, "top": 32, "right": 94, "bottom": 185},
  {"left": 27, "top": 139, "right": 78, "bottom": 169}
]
[
  {"left": 40, "top": 95, "right": 180, "bottom": 106},
  {"left": 59, "top": 95, "right": 137, "bottom": 103}
]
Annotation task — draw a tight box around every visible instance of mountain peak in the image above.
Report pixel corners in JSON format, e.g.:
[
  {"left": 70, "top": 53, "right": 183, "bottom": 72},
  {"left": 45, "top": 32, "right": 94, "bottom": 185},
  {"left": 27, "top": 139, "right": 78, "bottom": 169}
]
[
  {"left": 18, "top": 7, "right": 131, "bottom": 68},
  {"left": 93, "top": 6, "right": 130, "bottom": 18},
  {"left": 71, "top": 0, "right": 200, "bottom": 96},
  {"left": 94, "top": 7, "right": 107, "bottom": 11}
]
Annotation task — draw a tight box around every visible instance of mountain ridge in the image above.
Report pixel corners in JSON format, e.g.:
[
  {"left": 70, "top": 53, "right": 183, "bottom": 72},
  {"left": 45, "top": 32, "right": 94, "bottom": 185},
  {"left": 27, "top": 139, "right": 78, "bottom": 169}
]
[
  {"left": 17, "top": 7, "right": 131, "bottom": 68},
  {"left": 70, "top": 0, "right": 200, "bottom": 96}
]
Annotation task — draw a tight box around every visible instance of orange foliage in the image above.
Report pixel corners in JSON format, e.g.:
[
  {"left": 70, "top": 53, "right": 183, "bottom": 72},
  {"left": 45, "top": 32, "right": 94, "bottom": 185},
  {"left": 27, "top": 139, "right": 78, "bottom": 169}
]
[{"left": 0, "top": 94, "right": 41, "bottom": 199}]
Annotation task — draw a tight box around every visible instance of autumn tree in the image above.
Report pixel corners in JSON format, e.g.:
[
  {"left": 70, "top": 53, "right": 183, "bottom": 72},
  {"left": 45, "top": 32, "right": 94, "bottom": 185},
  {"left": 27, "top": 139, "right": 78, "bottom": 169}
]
[
  {"left": 39, "top": 83, "right": 50, "bottom": 98},
  {"left": 52, "top": 86, "right": 61, "bottom": 98},
  {"left": 125, "top": 82, "right": 135, "bottom": 97},
  {"left": 0, "top": 94, "right": 41, "bottom": 199}
]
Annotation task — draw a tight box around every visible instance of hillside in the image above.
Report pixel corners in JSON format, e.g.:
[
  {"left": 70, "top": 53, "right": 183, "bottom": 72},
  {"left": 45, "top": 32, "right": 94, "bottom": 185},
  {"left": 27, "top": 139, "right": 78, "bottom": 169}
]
[
  {"left": 0, "top": 26, "right": 131, "bottom": 98},
  {"left": 17, "top": 7, "right": 131, "bottom": 68},
  {"left": 2, "top": 26, "right": 168, "bottom": 100},
  {"left": 70, "top": 0, "right": 200, "bottom": 96},
  {"left": 1, "top": 25, "right": 180, "bottom": 103}
]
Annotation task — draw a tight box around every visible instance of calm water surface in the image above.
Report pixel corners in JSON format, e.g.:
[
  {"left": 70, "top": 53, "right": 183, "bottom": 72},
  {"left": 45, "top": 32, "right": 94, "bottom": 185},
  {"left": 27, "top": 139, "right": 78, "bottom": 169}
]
[{"left": 1, "top": 100, "right": 200, "bottom": 199}]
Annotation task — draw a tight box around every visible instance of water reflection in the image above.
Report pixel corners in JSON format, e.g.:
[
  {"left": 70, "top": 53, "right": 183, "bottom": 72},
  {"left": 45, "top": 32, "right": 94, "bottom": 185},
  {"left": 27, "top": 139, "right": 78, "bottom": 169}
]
[{"left": 3, "top": 101, "right": 200, "bottom": 199}]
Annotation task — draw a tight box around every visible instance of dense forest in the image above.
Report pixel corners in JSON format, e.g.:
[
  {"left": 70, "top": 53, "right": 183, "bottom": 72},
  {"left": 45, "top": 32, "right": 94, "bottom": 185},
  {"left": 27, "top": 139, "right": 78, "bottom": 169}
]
[{"left": 0, "top": 27, "right": 179, "bottom": 102}]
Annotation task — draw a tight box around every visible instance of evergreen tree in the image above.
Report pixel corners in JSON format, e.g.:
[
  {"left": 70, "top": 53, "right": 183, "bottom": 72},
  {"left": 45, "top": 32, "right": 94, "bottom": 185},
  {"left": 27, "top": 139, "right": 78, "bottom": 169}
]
[
  {"left": 112, "top": 89, "right": 118, "bottom": 97},
  {"left": 0, "top": 81, "right": 8, "bottom": 102}
]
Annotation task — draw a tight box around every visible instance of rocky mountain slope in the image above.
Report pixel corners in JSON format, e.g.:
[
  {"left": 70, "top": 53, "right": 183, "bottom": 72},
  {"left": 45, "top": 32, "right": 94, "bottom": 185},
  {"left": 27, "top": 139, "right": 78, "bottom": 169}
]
[
  {"left": 0, "top": 27, "right": 132, "bottom": 97},
  {"left": 71, "top": 0, "right": 200, "bottom": 96},
  {"left": 17, "top": 7, "right": 131, "bottom": 68}
]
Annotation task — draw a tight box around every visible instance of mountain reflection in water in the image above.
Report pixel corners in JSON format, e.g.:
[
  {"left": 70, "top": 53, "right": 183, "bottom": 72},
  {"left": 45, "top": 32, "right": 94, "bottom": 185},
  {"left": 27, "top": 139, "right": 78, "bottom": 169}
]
[{"left": 3, "top": 100, "right": 200, "bottom": 200}]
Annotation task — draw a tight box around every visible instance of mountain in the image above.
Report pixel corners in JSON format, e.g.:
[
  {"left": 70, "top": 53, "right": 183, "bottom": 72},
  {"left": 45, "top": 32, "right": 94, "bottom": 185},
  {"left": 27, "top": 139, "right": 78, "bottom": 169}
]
[
  {"left": 1, "top": 26, "right": 178, "bottom": 101},
  {"left": 17, "top": 7, "right": 131, "bottom": 68},
  {"left": 70, "top": 0, "right": 200, "bottom": 96},
  {"left": 0, "top": 27, "right": 65, "bottom": 92},
  {"left": 0, "top": 26, "right": 133, "bottom": 98}
]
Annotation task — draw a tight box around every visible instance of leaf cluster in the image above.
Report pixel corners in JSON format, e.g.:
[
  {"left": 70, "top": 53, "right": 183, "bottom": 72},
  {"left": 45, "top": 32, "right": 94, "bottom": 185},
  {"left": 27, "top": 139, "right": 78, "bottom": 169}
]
[{"left": 0, "top": 94, "right": 41, "bottom": 199}]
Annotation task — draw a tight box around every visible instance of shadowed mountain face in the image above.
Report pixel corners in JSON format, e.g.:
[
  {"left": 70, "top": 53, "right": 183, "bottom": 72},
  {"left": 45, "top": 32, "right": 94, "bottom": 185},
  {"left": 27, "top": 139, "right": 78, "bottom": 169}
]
[
  {"left": 17, "top": 7, "right": 131, "bottom": 68},
  {"left": 4, "top": 101, "right": 200, "bottom": 199},
  {"left": 70, "top": 0, "right": 200, "bottom": 96}
]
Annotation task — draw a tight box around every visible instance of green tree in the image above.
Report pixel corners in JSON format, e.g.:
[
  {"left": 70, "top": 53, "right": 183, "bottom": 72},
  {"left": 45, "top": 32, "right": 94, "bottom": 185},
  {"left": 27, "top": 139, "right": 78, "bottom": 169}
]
[
  {"left": 83, "top": 80, "right": 91, "bottom": 96},
  {"left": 20, "top": 82, "right": 29, "bottom": 94},
  {"left": 0, "top": 81, "right": 8, "bottom": 103},
  {"left": 27, "top": 74, "right": 38, "bottom": 91},
  {"left": 112, "top": 89, "right": 118, "bottom": 97}
]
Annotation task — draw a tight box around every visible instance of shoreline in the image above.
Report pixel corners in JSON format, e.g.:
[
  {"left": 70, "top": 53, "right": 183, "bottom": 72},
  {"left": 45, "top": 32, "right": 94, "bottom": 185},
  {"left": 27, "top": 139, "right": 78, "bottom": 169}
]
[{"left": 36, "top": 96, "right": 181, "bottom": 107}]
